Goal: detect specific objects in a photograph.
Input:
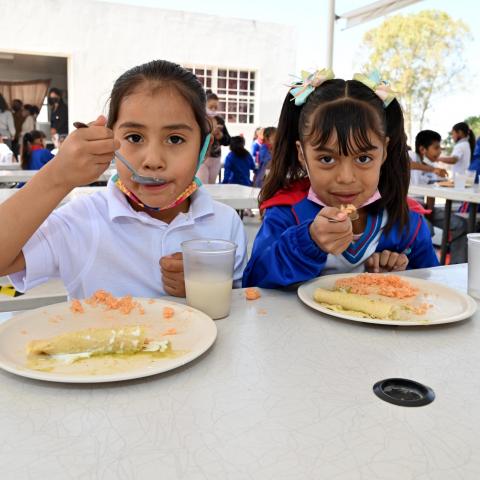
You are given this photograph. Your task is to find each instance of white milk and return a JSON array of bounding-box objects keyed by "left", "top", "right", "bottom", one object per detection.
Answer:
[{"left": 185, "top": 277, "right": 233, "bottom": 319}]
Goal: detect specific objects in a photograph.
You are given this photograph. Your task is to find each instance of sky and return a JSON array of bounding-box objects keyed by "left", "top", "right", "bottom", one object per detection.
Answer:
[{"left": 98, "top": 0, "right": 479, "bottom": 140}]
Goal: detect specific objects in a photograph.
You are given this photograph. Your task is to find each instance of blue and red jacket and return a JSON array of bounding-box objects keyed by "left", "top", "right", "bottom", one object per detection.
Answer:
[{"left": 242, "top": 179, "right": 439, "bottom": 288}]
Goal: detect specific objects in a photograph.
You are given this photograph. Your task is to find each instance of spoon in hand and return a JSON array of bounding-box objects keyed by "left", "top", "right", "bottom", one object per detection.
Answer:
[{"left": 73, "top": 121, "right": 167, "bottom": 185}]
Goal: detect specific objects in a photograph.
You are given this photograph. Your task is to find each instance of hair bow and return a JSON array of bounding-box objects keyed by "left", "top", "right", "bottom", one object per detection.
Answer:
[
  {"left": 353, "top": 70, "right": 397, "bottom": 107},
  {"left": 289, "top": 68, "right": 335, "bottom": 106}
]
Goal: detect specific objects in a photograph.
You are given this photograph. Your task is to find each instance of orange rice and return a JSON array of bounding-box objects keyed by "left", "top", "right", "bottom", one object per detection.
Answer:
[
  {"left": 245, "top": 288, "right": 261, "bottom": 301},
  {"left": 334, "top": 273, "right": 419, "bottom": 299}
]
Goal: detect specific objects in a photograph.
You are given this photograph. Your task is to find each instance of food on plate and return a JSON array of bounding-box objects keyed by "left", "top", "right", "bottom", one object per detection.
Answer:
[
  {"left": 84, "top": 290, "right": 145, "bottom": 315},
  {"left": 313, "top": 273, "right": 432, "bottom": 320},
  {"left": 314, "top": 288, "right": 399, "bottom": 319},
  {"left": 27, "top": 325, "right": 170, "bottom": 364}
]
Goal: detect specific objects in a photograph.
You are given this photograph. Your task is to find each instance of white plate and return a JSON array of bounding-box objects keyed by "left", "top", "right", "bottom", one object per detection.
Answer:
[
  {"left": 0, "top": 298, "right": 217, "bottom": 383},
  {"left": 298, "top": 273, "right": 477, "bottom": 326}
]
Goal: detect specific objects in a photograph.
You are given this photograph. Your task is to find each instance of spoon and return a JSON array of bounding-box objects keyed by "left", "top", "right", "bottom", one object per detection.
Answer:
[{"left": 73, "top": 122, "right": 167, "bottom": 185}]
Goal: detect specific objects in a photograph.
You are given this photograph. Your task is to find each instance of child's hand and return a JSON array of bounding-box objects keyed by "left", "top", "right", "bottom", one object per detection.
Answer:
[
  {"left": 160, "top": 252, "right": 186, "bottom": 297},
  {"left": 51, "top": 115, "right": 120, "bottom": 189},
  {"left": 433, "top": 167, "right": 448, "bottom": 178},
  {"left": 309, "top": 207, "right": 353, "bottom": 255},
  {"left": 365, "top": 250, "right": 409, "bottom": 273}
]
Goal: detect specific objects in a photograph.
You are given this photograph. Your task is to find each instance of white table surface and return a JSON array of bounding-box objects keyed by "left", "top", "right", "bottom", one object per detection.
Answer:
[
  {"left": 409, "top": 183, "right": 480, "bottom": 203},
  {"left": 0, "top": 168, "right": 115, "bottom": 184},
  {"left": 0, "top": 163, "right": 21, "bottom": 170},
  {"left": 0, "top": 183, "right": 260, "bottom": 210},
  {"left": 0, "top": 264, "right": 479, "bottom": 479}
]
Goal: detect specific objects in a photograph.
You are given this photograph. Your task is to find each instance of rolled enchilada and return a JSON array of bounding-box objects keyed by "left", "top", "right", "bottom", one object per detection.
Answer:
[
  {"left": 27, "top": 325, "right": 146, "bottom": 356},
  {"left": 313, "top": 288, "right": 399, "bottom": 319}
]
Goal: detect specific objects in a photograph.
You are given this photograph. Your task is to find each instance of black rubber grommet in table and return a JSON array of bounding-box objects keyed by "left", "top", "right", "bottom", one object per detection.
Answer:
[{"left": 373, "top": 378, "right": 435, "bottom": 407}]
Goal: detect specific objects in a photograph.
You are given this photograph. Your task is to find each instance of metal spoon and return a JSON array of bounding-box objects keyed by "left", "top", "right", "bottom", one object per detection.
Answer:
[{"left": 73, "top": 122, "right": 167, "bottom": 185}]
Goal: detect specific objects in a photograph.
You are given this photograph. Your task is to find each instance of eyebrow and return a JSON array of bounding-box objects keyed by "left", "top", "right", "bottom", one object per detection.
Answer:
[
  {"left": 117, "top": 121, "right": 194, "bottom": 132},
  {"left": 314, "top": 145, "right": 379, "bottom": 154}
]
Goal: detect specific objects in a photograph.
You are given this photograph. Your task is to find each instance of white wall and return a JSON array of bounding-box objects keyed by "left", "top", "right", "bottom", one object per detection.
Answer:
[{"left": 1, "top": 0, "right": 296, "bottom": 139}]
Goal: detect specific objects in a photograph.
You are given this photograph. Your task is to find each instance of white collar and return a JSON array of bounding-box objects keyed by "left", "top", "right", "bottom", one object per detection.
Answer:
[{"left": 105, "top": 179, "right": 215, "bottom": 225}]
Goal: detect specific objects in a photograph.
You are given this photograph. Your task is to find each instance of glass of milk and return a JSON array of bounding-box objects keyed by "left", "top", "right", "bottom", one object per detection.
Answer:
[
  {"left": 467, "top": 233, "right": 480, "bottom": 300},
  {"left": 182, "top": 239, "right": 237, "bottom": 319}
]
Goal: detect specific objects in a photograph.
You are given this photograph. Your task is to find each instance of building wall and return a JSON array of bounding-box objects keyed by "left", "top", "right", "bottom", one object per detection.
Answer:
[{"left": 1, "top": 0, "right": 296, "bottom": 139}]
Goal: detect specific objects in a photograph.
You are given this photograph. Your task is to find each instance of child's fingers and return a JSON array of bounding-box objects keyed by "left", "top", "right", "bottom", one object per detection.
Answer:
[
  {"left": 160, "top": 253, "right": 184, "bottom": 273},
  {"left": 393, "top": 253, "right": 409, "bottom": 271},
  {"left": 367, "top": 253, "right": 380, "bottom": 273},
  {"left": 88, "top": 115, "right": 108, "bottom": 127},
  {"left": 79, "top": 125, "right": 115, "bottom": 141},
  {"left": 318, "top": 207, "right": 347, "bottom": 221},
  {"left": 379, "top": 250, "right": 392, "bottom": 268},
  {"left": 386, "top": 252, "right": 400, "bottom": 270}
]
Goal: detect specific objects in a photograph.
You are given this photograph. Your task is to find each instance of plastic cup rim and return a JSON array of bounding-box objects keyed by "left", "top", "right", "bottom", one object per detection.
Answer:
[{"left": 181, "top": 239, "right": 237, "bottom": 254}]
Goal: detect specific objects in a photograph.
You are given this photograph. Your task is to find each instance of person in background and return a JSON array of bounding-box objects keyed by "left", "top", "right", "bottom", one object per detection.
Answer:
[
  {"left": 51, "top": 133, "right": 67, "bottom": 156},
  {"left": 21, "top": 130, "right": 54, "bottom": 170},
  {"left": 48, "top": 87, "right": 69, "bottom": 136},
  {"left": 436, "top": 122, "right": 475, "bottom": 174},
  {"left": 253, "top": 126, "right": 276, "bottom": 187},
  {"left": 11, "top": 99, "right": 24, "bottom": 159},
  {"left": 251, "top": 127, "right": 263, "bottom": 166},
  {"left": 19, "top": 105, "right": 39, "bottom": 153},
  {"left": 411, "top": 130, "right": 467, "bottom": 264},
  {"left": 0, "top": 134, "right": 14, "bottom": 164},
  {"left": 198, "top": 113, "right": 231, "bottom": 184},
  {"left": 223, "top": 135, "right": 256, "bottom": 186},
  {"left": 409, "top": 130, "right": 448, "bottom": 185},
  {"left": 0, "top": 94, "right": 15, "bottom": 148}
]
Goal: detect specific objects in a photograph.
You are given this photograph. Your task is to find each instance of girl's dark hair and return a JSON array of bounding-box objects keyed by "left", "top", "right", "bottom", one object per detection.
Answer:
[
  {"left": 206, "top": 90, "right": 219, "bottom": 101},
  {"left": 21, "top": 130, "right": 45, "bottom": 169},
  {"left": 23, "top": 104, "right": 39, "bottom": 116},
  {"left": 260, "top": 79, "right": 410, "bottom": 233},
  {"left": 453, "top": 122, "right": 476, "bottom": 157},
  {"left": 230, "top": 135, "right": 249, "bottom": 157},
  {"left": 0, "top": 94, "right": 8, "bottom": 113},
  {"left": 107, "top": 60, "right": 210, "bottom": 144},
  {"left": 263, "top": 126, "right": 277, "bottom": 141}
]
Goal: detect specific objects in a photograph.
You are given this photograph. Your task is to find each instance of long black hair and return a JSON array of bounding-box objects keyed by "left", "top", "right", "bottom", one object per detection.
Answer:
[
  {"left": 107, "top": 60, "right": 210, "bottom": 146},
  {"left": 453, "top": 122, "right": 476, "bottom": 158},
  {"left": 21, "top": 130, "right": 45, "bottom": 169},
  {"left": 229, "top": 135, "right": 250, "bottom": 158},
  {"left": 261, "top": 79, "right": 410, "bottom": 233},
  {"left": 0, "top": 94, "right": 8, "bottom": 113}
]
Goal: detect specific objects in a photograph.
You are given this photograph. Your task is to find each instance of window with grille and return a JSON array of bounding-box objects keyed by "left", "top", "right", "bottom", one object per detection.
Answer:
[{"left": 184, "top": 65, "right": 256, "bottom": 124}]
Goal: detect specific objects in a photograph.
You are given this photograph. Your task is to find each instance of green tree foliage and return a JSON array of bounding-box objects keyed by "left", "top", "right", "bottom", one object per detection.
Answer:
[
  {"left": 359, "top": 10, "right": 470, "bottom": 140},
  {"left": 464, "top": 115, "right": 480, "bottom": 138}
]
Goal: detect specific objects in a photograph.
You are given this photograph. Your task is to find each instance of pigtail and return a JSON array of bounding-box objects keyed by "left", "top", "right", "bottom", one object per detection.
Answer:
[
  {"left": 259, "top": 91, "right": 305, "bottom": 206},
  {"left": 380, "top": 98, "right": 410, "bottom": 233},
  {"left": 21, "top": 132, "right": 33, "bottom": 169},
  {"left": 468, "top": 129, "right": 476, "bottom": 161}
]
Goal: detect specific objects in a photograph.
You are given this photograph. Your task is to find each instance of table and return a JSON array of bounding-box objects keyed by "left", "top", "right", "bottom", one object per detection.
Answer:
[
  {"left": 0, "top": 184, "right": 260, "bottom": 211},
  {"left": 409, "top": 184, "right": 480, "bottom": 263},
  {"left": 0, "top": 168, "right": 115, "bottom": 184},
  {"left": 0, "top": 163, "right": 21, "bottom": 170},
  {"left": 1, "top": 264, "right": 479, "bottom": 479}
]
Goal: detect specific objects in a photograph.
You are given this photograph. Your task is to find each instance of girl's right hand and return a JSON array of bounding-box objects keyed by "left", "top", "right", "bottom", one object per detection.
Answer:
[
  {"left": 309, "top": 207, "right": 353, "bottom": 255},
  {"left": 50, "top": 115, "right": 120, "bottom": 189}
]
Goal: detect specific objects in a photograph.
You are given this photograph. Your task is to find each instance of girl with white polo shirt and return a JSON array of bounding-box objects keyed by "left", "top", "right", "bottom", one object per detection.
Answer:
[
  {"left": 439, "top": 122, "right": 476, "bottom": 173},
  {"left": 0, "top": 60, "right": 247, "bottom": 299}
]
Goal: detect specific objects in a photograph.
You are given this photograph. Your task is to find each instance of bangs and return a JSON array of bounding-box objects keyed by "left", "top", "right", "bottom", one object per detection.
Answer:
[{"left": 303, "top": 99, "right": 385, "bottom": 156}]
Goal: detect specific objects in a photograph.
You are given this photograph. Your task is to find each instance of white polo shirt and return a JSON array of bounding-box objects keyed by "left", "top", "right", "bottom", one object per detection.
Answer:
[
  {"left": 9, "top": 181, "right": 248, "bottom": 299},
  {"left": 452, "top": 138, "right": 471, "bottom": 175}
]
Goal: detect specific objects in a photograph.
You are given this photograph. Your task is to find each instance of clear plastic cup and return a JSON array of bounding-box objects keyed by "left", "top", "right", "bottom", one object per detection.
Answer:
[
  {"left": 182, "top": 239, "right": 237, "bottom": 319},
  {"left": 467, "top": 233, "right": 480, "bottom": 300},
  {"left": 454, "top": 171, "right": 468, "bottom": 189},
  {"left": 466, "top": 170, "right": 476, "bottom": 187}
]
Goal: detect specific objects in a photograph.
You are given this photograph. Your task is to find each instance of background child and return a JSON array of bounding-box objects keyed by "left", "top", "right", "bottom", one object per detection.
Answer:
[
  {"left": 251, "top": 127, "right": 263, "bottom": 165},
  {"left": 437, "top": 122, "right": 475, "bottom": 173},
  {"left": 21, "top": 130, "right": 54, "bottom": 170},
  {"left": 0, "top": 134, "right": 14, "bottom": 164},
  {"left": 222, "top": 135, "right": 256, "bottom": 186},
  {"left": 409, "top": 130, "right": 448, "bottom": 185},
  {"left": 243, "top": 72, "right": 438, "bottom": 288},
  {"left": 253, "top": 126, "right": 276, "bottom": 187},
  {"left": 0, "top": 60, "right": 247, "bottom": 299}
]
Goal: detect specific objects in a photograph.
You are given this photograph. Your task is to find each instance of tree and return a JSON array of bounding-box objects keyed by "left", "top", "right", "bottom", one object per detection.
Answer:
[
  {"left": 464, "top": 115, "right": 480, "bottom": 138},
  {"left": 358, "top": 10, "right": 471, "bottom": 141}
]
